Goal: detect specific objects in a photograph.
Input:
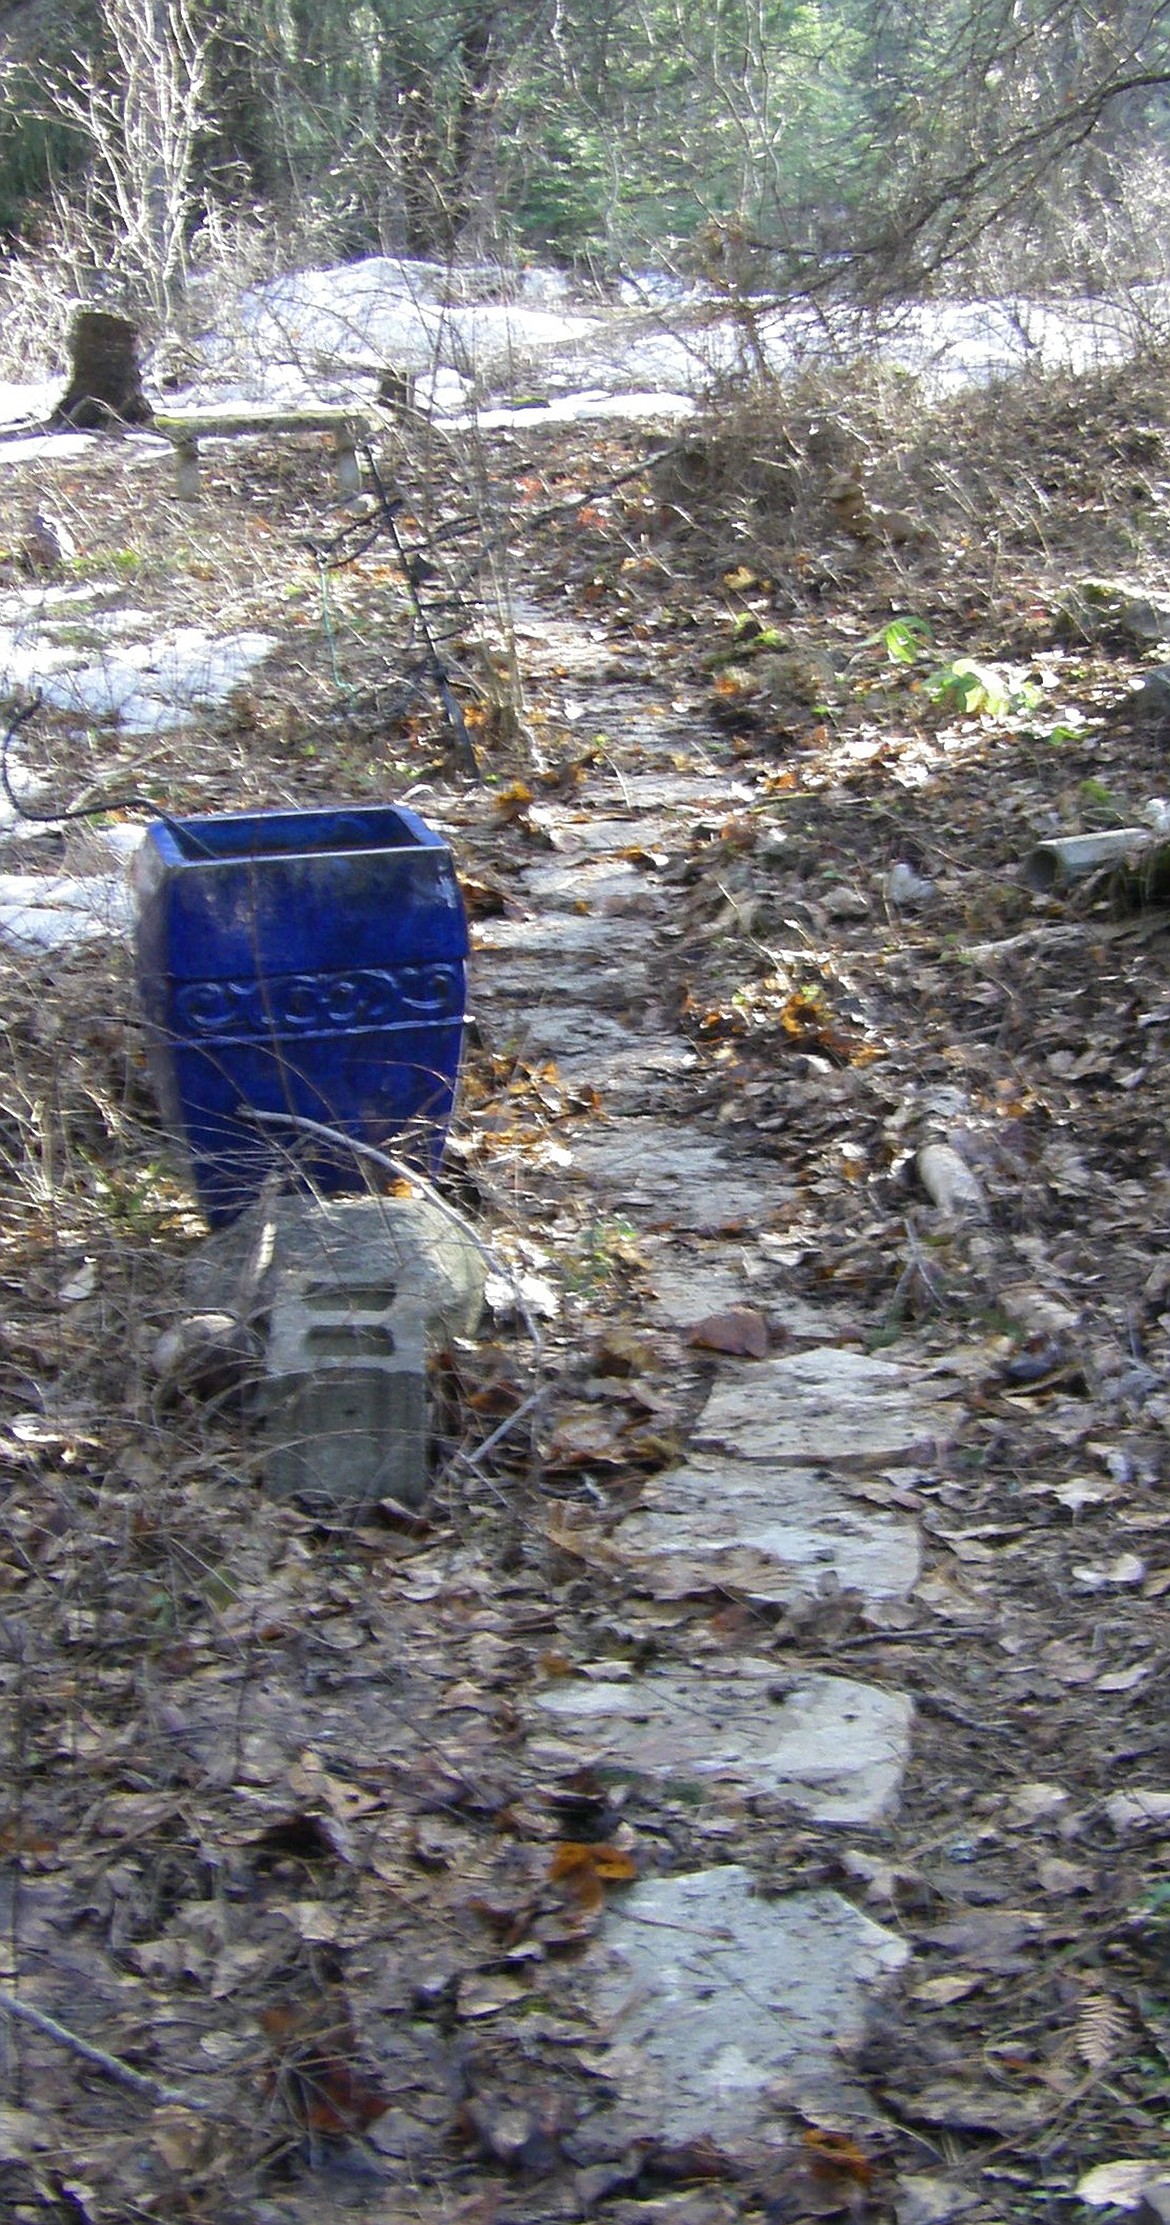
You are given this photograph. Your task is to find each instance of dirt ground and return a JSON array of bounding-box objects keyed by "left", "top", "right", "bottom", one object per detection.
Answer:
[{"left": 0, "top": 359, "right": 1169, "bottom": 2223}]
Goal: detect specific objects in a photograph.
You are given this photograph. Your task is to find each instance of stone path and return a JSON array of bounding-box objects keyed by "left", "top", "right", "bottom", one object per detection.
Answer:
[{"left": 447, "top": 609, "right": 962, "bottom": 2148}]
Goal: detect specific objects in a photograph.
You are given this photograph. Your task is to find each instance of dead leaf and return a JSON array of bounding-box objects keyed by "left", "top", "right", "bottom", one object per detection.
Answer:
[
  {"left": 1036, "top": 1856, "right": 1092, "bottom": 1895},
  {"left": 687, "top": 1306, "right": 770, "bottom": 1358},
  {"left": 456, "top": 1973, "right": 532, "bottom": 2019},
  {"left": 460, "top": 2093, "right": 564, "bottom": 2175},
  {"left": 1106, "top": 1790, "right": 1170, "bottom": 1830},
  {"left": 1098, "top": 1662, "right": 1152, "bottom": 1692},
  {"left": 923, "top": 1908, "right": 1045, "bottom": 1970},
  {"left": 0, "top": 2104, "right": 52, "bottom": 2160},
  {"left": 1076, "top": 1993, "right": 1130, "bottom": 2070},
  {"left": 149, "top": 2106, "right": 219, "bottom": 2173},
  {"left": 548, "top": 1839, "right": 637, "bottom": 1909},
  {"left": 592, "top": 1327, "right": 660, "bottom": 1376},
  {"left": 1073, "top": 1552, "right": 1146, "bottom": 1589},
  {"left": 639, "top": 2134, "right": 740, "bottom": 2185},
  {"left": 893, "top": 2081, "right": 1046, "bottom": 2133},
  {"left": 491, "top": 780, "right": 534, "bottom": 824},
  {"left": 908, "top": 1972, "right": 985, "bottom": 2006},
  {"left": 260, "top": 2000, "right": 391, "bottom": 2136},
  {"left": 763, "top": 2128, "right": 876, "bottom": 2220},
  {"left": 1077, "top": 2162, "right": 1167, "bottom": 2209},
  {"left": 895, "top": 2173, "right": 981, "bottom": 2225},
  {"left": 1006, "top": 1781, "right": 1069, "bottom": 1826}
]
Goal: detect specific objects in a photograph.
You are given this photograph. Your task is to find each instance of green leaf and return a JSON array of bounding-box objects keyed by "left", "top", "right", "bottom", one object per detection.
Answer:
[
  {"left": 926, "top": 657, "right": 1011, "bottom": 717},
  {"left": 863, "top": 615, "right": 933, "bottom": 665}
]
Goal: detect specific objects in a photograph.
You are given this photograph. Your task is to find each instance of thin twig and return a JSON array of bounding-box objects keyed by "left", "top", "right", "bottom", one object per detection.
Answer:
[
  {"left": 0, "top": 1988, "right": 218, "bottom": 2113},
  {"left": 454, "top": 1386, "right": 547, "bottom": 1475},
  {"left": 362, "top": 444, "right": 482, "bottom": 780}
]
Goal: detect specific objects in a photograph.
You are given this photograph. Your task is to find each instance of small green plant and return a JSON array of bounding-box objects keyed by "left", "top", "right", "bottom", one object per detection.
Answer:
[
  {"left": 732, "top": 613, "right": 787, "bottom": 649},
  {"left": 1079, "top": 776, "right": 1126, "bottom": 824},
  {"left": 925, "top": 657, "right": 1043, "bottom": 720},
  {"left": 926, "top": 657, "right": 1010, "bottom": 716},
  {"left": 563, "top": 1214, "right": 641, "bottom": 1295},
  {"left": 867, "top": 614, "right": 933, "bottom": 665}
]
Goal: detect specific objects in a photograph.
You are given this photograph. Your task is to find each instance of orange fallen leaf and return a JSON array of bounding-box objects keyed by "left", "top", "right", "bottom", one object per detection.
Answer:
[
  {"left": 802, "top": 2128, "right": 874, "bottom": 2186},
  {"left": 491, "top": 780, "right": 534, "bottom": 823},
  {"left": 549, "top": 1840, "right": 637, "bottom": 1883},
  {"left": 548, "top": 1840, "right": 637, "bottom": 1908}
]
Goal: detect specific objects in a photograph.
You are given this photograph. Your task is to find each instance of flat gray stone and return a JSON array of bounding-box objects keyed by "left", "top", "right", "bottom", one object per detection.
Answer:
[
  {"left": 473, "top": 911, "right": 653, "bottom": 963},
  {"left": 596, "top": 771, "right": 758, "bottom": 810},
  {"left": 526, "top": 809, "right": 669, "bottom": 855},
  {"left": 519, "top": 858, "right": 654, "bottom": 906},
  {"left": 617, "top": 1457, "right": 921, "bottom": 1605},
  {"left": 589, "top": 1866, "right": 907, "bottom": 2146},
  {"left": 531, "top": 1659, "right": 912, "bottom": 1824},
  {"left": 697, "top": 1346, "right": 960, "bottom": 1465},
  {"left": 514, "top": 1013, "right": 697, "bottom": 1098},
  {"left": 568, "top": 1120, "right": 791, "bottom": 1230},
  {"left": 640, "top": 1240, "right": 831, "bottom": 1338},
  {"left": 472, "top": 918, "right": 652, "bottom": 1012}
]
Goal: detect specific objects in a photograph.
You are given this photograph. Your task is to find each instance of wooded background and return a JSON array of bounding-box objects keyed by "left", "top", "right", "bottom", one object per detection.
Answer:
[{"left": 1, "top": 0, "right": 1169, "bottom": 330}]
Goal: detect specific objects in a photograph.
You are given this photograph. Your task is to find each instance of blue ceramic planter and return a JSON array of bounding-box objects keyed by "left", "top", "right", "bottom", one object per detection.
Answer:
[{"left": 133, "top": 804, "right": 468, "bottom": 1225}]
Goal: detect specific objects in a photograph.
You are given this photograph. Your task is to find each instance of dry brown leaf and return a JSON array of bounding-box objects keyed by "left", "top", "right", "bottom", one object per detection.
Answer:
[
  {"left": 687, "top": 1306, "right": 770, "bottom": 1358},
  {"left": 894, "top": 2081, "right": 1047, "bottom": 2134},
  {"left": 260, "top": 2001, "right": 391, "bottom": 2135},
  {"left": 909, "top": 1973, "right": 985, "bottom": 2006},
  {"left": 1076, "top": 1993, "right": 1130, "bottom": 2071},
  {"left": 592, "top": 1327, "right": 660, "bottom": 1376},
  {"left": 491, "top": 780, "right": 534, "bottom": 823},
  {"left": 1036, "top": 1856, "right": 1092, "bottom": 1896},
  {"left": 548, "top": 1839, "right": 637, "bottom": 1911},
  {"left": 548, "top": 1839, "right": 637, "bottom": 1884},
  {"left": 541, "top": 1506, "right": 626, "bottom": 1567},
  {"left": 1077, "top": 2162, "right": 1164, "bottom": 2208}
]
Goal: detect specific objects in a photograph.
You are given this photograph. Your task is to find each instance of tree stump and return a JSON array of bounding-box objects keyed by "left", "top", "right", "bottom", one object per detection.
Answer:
[{"left": 51, "top": 311, "right": 154, "bottom": 431}]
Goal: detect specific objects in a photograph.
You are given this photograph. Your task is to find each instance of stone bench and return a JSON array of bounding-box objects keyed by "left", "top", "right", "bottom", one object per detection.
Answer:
[{"left": 152, "top": 406, "right": 372, "bottom": 499}]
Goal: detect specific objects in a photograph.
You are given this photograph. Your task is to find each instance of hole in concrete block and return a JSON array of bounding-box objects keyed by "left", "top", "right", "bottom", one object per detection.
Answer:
[
  {"left": 305, "top": 1323, "right": 397, "bottom": 1358},
  {"left": 303, "top": 1278, "right": 399, "bottom": 1306}
]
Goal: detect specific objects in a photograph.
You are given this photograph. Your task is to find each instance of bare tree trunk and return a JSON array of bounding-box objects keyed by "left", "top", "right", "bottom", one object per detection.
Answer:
[{"left": 51, "top": 311, "right": 153, "bottom": 430}]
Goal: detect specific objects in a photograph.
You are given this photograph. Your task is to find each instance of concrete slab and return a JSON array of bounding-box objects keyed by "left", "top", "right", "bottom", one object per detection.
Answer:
[
  {"left": 519, "top": 857, "right": 655, "bottom": 906},
  {"left": 531, "top": 1659, "right": 912, "bottom": 1824},
  {"left": 590, "top": 1865, "right": 908, "bottom": 2146},
  {"left": 618, "top": 1457, "right": 921, "bottom": 1604},
  {"left": 567, "top": 1120, "right": 792, "bottom": 1230},
  {"left": 511, "top": 1013, "right": 698, "bottom": 1099},
  {"left": 697, "top": 1347, "right": 960, "bottom": 1465},
  {"left": 639, "top": 1241, "right": 831, "bottom": 1339}
]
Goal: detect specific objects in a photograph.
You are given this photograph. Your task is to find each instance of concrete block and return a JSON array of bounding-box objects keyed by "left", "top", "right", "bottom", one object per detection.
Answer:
[
  {"left": 185, "top": 1191, "right": 485, "bottom": 1340},
  {"left": 261, "top": 1278, "right": 428, "bottom": 1508}
]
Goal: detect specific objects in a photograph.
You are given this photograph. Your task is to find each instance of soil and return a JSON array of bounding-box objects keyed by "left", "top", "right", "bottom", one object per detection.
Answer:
[{"left": 0, "top": 360, "right": 1169, "bottom": 2223}]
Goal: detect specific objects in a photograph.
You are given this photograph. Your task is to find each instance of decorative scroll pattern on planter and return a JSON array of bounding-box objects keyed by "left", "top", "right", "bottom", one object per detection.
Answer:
[{"left": 171, "top": 964, "right": 463, "bottom": 1038}]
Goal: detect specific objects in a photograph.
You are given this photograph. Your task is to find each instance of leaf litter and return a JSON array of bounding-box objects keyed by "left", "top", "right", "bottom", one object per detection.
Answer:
[{"left": 0, "top": 355, "right": 1169, "bottom": 2221}]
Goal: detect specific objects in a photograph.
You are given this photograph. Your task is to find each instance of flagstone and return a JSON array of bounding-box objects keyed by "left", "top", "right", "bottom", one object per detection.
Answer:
[
  {"left": 589, "top": 1865, "right": 908, "bottom": 2146},
  {"left": 697, "top": 1346, "right": 960, "bottom": 1465},
  {"left": 618, "top": 1457, "right": 920, "bottom": 1604},
  {"left": 531, "top": 1658, "right": 912, "bottom": 1824}
]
